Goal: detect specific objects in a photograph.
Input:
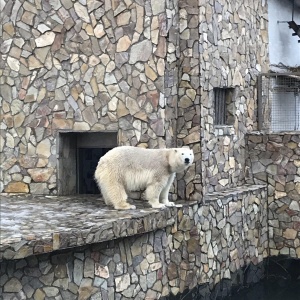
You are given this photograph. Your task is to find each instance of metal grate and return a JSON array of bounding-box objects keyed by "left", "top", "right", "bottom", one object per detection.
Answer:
[
  {"left": 214, "top": 88, "right": 227, "bottom": 125},
  {"left": 214, "top": 88, "right": 235, "bottom": 126},
  {"left": 258, "top": 73, "right": 300, "bottom": 132}
]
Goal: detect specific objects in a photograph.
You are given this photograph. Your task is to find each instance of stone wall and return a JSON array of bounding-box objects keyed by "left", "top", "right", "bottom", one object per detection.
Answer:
[
  {"left": 176, "top": 0, "right": 202, "bottom": 201},
  {"left": 0, "top": 0, "right": 270, "bottom": 199},
  {"left": 247, "top": 132, "right": 300, "bottom": 258},
  {"left": 199, "top": 0, "right": 269, "bottom": 193},
  {"left": 0, "top": 0, "right": 181, "bottom": 195},
  {"left": 0, "top": 185, "right": 267, "bottom": 299}
]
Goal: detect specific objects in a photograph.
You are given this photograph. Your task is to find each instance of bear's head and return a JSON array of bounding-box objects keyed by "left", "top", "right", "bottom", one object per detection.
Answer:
[{"left": 169, "top": 147, "right": 194, "bottom": 173}]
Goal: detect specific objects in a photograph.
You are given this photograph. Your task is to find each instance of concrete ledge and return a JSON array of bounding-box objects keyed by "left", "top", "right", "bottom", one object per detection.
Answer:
[
  {"left": 0, "top": 184, "right": 266, "bottom": 261},
  {"left": 0, "top": 195, "right": 179, "bottom": 260},
  {"left": 204, "top": 184, "right": 267, "bottom": 203}
]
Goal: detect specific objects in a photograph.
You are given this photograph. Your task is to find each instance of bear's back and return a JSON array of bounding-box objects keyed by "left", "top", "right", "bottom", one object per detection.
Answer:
[{"left": 101, "top": 146, "right": 169, "bottom": 170}]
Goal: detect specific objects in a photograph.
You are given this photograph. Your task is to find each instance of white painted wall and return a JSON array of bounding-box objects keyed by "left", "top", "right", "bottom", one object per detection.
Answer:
[{"left": 268, "top": 0, "right": 300, "bottom": 68}]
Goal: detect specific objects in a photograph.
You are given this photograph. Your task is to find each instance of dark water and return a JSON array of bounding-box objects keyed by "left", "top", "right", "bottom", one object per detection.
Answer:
[
  {"left": 164, "top": 279, "right": 300, "bottom": 300},
  {"left": 163, "top": 258, "right": 300, "bottom": 300},
  {"left": 225, "top": 278, "right": 300, "bottom": 300}
]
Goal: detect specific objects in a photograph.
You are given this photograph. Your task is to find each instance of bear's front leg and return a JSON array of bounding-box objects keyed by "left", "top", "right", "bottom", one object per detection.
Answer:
[
  {"left": 145, "top": 184, "right": 166, "bottom": 209},
  {"left": 159, "top": 173, "right": 175, "bottom": 207}
]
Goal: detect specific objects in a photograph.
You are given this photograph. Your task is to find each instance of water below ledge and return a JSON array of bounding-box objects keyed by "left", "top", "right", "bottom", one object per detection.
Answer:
[
  {"left": 225, "top": 278, "right": 300, "bottom": 300},
  {"left": 163, "top": 257, "right": 300, "bottom": 300}
]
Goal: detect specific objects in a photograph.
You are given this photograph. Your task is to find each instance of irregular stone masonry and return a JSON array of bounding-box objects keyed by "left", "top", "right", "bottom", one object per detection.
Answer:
[
  {"left": 0, "top": 0, "right": 269, "bottom": 201},
  {"left": 246, "top": 132, "right": 300, "bottom": 258},
  {"left": 0, "top": 184, "right": 267, "bottom": 299},
  {"left": 0, "top": 0, "right": 181, "bottom": 195},
  {"left": 199, "top": 0, "right": 269, "bottom": 194}
]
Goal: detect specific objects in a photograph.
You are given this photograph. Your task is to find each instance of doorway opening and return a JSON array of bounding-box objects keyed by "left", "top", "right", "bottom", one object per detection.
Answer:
[{"left": 57, "top": 131, "right": 117, "bottom": 195}]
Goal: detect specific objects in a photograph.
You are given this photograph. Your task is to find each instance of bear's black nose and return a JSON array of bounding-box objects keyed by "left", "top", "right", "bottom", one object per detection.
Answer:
[{"left": 185, "top": 158, "right": 190, "bottom": 164}]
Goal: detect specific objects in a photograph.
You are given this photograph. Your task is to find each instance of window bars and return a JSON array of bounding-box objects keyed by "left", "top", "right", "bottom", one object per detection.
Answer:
[
  {"left": 214, "top": 88, "right": 235, "bottom": 126},
  {"left": 214, "top": 88, "right": 227, "bottom": 125},
  {"left": 258, "top": 73, "right": 300, "bottom": 132}
]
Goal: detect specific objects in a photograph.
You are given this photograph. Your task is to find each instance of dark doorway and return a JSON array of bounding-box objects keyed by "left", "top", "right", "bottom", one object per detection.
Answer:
[
  {"left": 78, "top": 148, "right": 111, "bottom": 194},
  {"left": 58, "top": 132, "right": 117, "bottom": 195}
]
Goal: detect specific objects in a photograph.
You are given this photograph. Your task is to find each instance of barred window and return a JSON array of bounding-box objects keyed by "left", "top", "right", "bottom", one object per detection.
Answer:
[{"left": 214, "top": 88, "right": 235, "bottom": 126}]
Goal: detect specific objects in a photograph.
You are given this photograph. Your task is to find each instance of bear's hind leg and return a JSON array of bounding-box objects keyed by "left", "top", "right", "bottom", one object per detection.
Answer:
[
  {"left": 145, "top": 183, "right": 166, "bottom": 209},
  {"left": 101, "top": 182, "right": 136, "bottom": 210}
]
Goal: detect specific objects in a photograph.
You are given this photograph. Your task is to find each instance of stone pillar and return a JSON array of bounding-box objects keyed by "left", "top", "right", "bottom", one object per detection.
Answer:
[{"left": 176, "top": 0, "right": 202, "bottom": 201}]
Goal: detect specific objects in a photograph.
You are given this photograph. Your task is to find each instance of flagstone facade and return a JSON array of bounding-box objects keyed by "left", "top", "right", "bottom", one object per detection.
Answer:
[{"left": 1, "top": 0, "right": 269, "bottom": 200}]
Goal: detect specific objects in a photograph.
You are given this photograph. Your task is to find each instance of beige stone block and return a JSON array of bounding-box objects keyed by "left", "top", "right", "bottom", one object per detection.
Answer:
[
  {"left": 4, "top": 182, "right": 29, "bottom": 193},
  {"left": 294, "top": 160, "right": 300, "bottom": 167},
  {"left": 116, "top": 101, "right": 129, "bottom": 118},
  {"left": 3, "top": 114, "right": 13, "bottom": 128},
  {"left": 135, "top": 4, "right": 144, "bottom": 34},
  {"left": 183, "top": 131, "right": 200, "bottom": 144},
  {"left": 6, "top": 132, "right": 14, "bottom": 148},
  {"left": 74, "top": 2, "right": 90, "bottom": 22},
  {"left": 88, "top": 55, "right": 100, "bottom": 66},
  {"left": 37, "top": 88, "right": 46, "bottom": 103},
  {"left": 178, "top": 95, "right": 193, "bottom": 108},
  {"left": 154, "top": 36, "right": 166, "bottom": 58},
  {"left": 90, "top": 77, "right": 99, "bottom": 95},
  {"left": 34, "top": 289, "right": 45, "bottom": 300},
  {"left": 117, "top": 11, "right": 130, "bottom": 26},
  {"left": 14, "top": 112, "right": 25, "bottom": 127},
  {"left": 116, "top": 35, "right": 131, "bottom": 52},
  {"left": 3, "top": 22, "right": 15, "bottom": 36},
  {"left": 52, "top": 118, "right": 73, "bottom": 130},
  {"left": 74, "top": 122, "right": 90, "bottom": 130},
  {"left": 275, "top": 190, "right": 287, "bottom": 199},
  {"left": 35, "top": 32, "right": 55, "bottom": 47},
  {"left": 37, "top": 158, "right": 48, "bottom": 168},
  {"left": 107, "top": 84, "right": 120, "bottom": 97},
  {"left": 85, "top": 24, "right": 94, "bottom": 35},
  {"left": 94, "top": 24, "right": 105, "bottom": 38},
  {"left": 145, "top": 64, "right": 157, "bottom": 81},
  {"left": 80, "top": 63, "right": 89, "bottom": 74},
  {"left": 151, "top": 29, "right": 159, "bottom": 44},
  {"left": 229, "top": 157, "right": 235, "bottom": 168},
  {"left": 186, "top": 89, "right": 196, "bottom": 101},
  {"left": 287, "top": 142, "right": 297, "bottom": 149},
  {"left": 134, "top": 111, "right": 147, "bottom": 121},
  {"left": 157, "top": 58, "right": 165, "bottom": 76},
  {"left": 22, "top": 11, "right": 35, "bottom": 26},
  {"left": 270, "top": 248, "right": 279, "bottom": 256},
  {"left": 125, "top": 96, "right": 140, "bottom": 115},
  {"left": 28, "top": 55, "right": 43, "bottom": 70},
  {"left": 28, "top": 168, "right": 54, "bottom": 182},
  {"left": 219, "top": 179, "right": 229, "bottom": 187},
  {"left": 36, "top": 139, "right": 51, "bottom": 157},
  {"left": 283, "top": 228, "right": 297, "bottom": 240},
  {"left": 7, "top": 56, "right": 20, "bottom": 72}
]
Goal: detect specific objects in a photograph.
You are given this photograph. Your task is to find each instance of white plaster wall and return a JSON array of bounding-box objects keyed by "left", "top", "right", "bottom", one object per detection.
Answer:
[{"left": 268, "top": 0, "right": 300, "bottom": 68}]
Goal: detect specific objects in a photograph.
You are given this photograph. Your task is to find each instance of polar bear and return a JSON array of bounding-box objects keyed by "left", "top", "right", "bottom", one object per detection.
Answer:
[{"left": 94, "top": 146, "right": 194, "bottom": 210}]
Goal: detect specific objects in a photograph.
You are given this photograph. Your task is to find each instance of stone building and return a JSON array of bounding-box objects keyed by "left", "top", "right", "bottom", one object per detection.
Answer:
[
  {"left": 1, "top": 1, "right": 300, "bottom": 299},
  {"left": 0, "top": 0, "right": 270, "bottom": 199}
]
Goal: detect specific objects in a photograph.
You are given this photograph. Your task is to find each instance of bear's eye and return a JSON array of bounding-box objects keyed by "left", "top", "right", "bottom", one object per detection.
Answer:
[{"left": 182, "top": 153, "right": 184, "bottom": 155}]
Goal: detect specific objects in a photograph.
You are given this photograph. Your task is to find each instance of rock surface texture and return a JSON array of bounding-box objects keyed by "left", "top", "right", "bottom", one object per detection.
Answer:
[
  {"left": 247, "top": 133, "right": 300, "bottom": 258},
  {"left": 0, "top": 0, "right": 269, "bottom": 199},
  {"left": 0, "top": 185, "right": 267, "bottom": 299}
]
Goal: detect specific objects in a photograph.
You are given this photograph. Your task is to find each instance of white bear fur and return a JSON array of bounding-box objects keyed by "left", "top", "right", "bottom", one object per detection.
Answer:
[{"left": 94, "top": 146, "right": 194, "bottom": 210}]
